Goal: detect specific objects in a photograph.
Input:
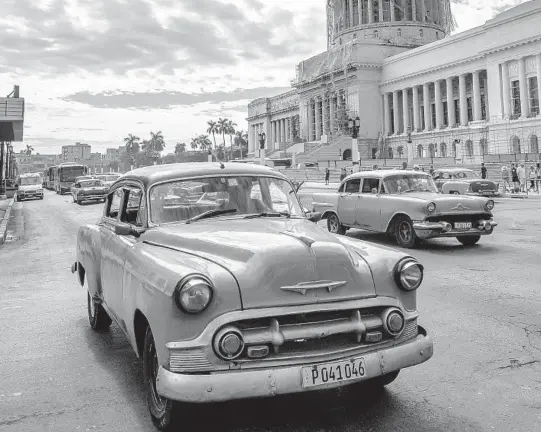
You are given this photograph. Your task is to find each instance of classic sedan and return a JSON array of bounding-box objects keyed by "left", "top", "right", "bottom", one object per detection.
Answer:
[
  {"left": 432, "top": 167, "right": 500, "bottom": 196},
  {"left": 308, "top": 170, "right": 497, "bottom": 248},
  {"left": 71, "top": 162, "right": 433, "bottom": 431},
  {"left": 71, "top": 178, "right": 108, "bottom": 204}
]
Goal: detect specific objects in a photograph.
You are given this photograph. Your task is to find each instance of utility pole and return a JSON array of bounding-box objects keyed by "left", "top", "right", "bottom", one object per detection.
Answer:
[{"left": 0, "top": 141, "right": 5, "bottom": 198}]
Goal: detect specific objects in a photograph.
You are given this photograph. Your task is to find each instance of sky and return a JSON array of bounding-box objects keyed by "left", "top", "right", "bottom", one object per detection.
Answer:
[{"left": 0, "top": 0, "right": 530, "bottom": 155}]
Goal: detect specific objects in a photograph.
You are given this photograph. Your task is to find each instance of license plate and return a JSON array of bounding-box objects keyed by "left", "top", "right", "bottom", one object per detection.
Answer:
[
  {"left": 301, "top": 357, "right": 366, "bottom": 388},
  {"left": 454, "top": 222, "right": 472, "bottom": 230}
]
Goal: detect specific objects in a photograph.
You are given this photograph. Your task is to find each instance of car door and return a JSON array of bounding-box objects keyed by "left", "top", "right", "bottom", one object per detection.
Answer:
[
  {"left": 355, "top": 177, "right": 382, "bottom": 231},
  {"left": 337, "top": 177, "right": 360, "bottom": 226}
]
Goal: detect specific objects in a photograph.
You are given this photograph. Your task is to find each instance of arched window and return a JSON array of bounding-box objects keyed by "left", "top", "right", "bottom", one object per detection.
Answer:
[
  {"left": 397, "top": 28, "right": 402, "bottom": 37},
  {"left": 397, "top": 145, "right": 404, "bottom": 157},
  {"left": 342, "top": 148, "right": 352, "bottom": 160},
  {"left": 428, "top": 143, "right": 436, "bottom": 157},
  {"left": 511, "top": 135, "right": 521, "bottom": 154},
  {"left": 440, "top": 142, "right": 447, "bottom": 158},
  {"left": 480, "top": 138, "right": 488, "bottom": 155},
  {"left": 530, "top": 135, "right": 539, "bottom": 154},
  {"left": 465, "top": 140, "right": 474, "bottom": 157},
  {"left": 417, "top": 144, "right": 424, "bottom": 158}
]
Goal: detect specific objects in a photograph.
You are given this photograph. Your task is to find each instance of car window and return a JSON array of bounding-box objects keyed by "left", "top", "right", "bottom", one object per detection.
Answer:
[
  {"left": 361, "top": 178, "right": 380, "bottom": 194},
  {"left": 106, "top": 189, "right": 123, "bottom": 219},
  {"left": 344, "top": 179, "right": 360, "bottom": 193},
  {"left": 120, "top": 187, "right": 144, "bottom": 226}
]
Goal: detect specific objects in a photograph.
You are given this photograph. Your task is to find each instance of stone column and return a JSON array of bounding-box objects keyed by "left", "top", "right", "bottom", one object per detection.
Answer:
[
  {"left": 537, "top": 54, "right": 541, "bottom": 112},
  {"left": 384, "top": 92, "right": 391, "bottom": 135},
  {"left": 412, "top": 0, "right": 417, "bottom": 21},
  {"left": 322, "top": 95, "right": 328, "bottom": 136},
  {"left": 434, "top": 80, "right": 443, "bottom": 129},
  {"left": 423, "top": 83, "right": 431, "bottom": 130},
  {"left": 358, "top": 0, "right": 363, "bottom": 25},
  {"left": 368, "top": 0, "right": 374, "bottom": 23},
  {"left": 421, "top": 0, "right": 426, "bottom": 22},
  {"left": 315, "top": 98, "right": 321, "bottom": 140},
  {"left": 348, "top": 0, "right": 354, "bottom": 27},
  {"left": 501, "top": 62, "right": 511, "bottom": 118},
  {"left": 392, "top": 91, "right": 400, "bottom": 134},
  {"left": 329, "top": 94, "right": 335, "bottom": 136},
  {"left": 308, "top": 100, "right": 314, "bottom": 141},
  {"left": 473, "top": 70, "right": 482, "bottom": 121},
  {"left": 282, "top": 118, "right": 287, "bottom": 142},
  {"left": 412, "top": 85, "right": 420, "bottom": 130},
  {"left": 402, "top": 88, "right": 410, "bottom": 133},
  {"left": 446, "top": 77, "right": 455, "bottom": 126},
  {"left": 390, "top": 0, "right": 396, "bottom": 21},
  {"left": 518, "top": 57, "right": 529, "bottom": 118},
  {"left": 379, "top": 0, "right": 383, "bottom": 22},
  {"left": 459, "top": 73, "right": 468, "bottom": 126}
]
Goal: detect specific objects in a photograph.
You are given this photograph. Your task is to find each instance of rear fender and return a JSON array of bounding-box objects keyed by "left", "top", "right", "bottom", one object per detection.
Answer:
[{"left": 76, "top": 224, "right": 103, "bottom": 297}]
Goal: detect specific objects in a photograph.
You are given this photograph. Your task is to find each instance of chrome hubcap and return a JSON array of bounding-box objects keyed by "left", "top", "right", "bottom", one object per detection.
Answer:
[
  {"left": 399, "top": 222, "right": 412, "bottom": 243},
  {"left": 149, "top": 341, "right": 166, "bottom": 411}
]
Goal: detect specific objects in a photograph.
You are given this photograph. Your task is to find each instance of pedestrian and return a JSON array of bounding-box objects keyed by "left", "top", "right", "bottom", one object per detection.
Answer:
[
  {"left": 517, "top": 163, "right": 526, "bottom": 192},
  {"left": 510, "top": 163, "right": 519, "bottom": 192},
  {"left": 528, "top": 165, "right": 536, "bottom": 191},
  {"left": 373, "top": 164, "right": 379, "bottom": 171},
  {"left": 325, "top": 168, "right": 330, "bottom": 185},
  {"left": 501, "top": 165, "right": 510, "bottom": 193},
  {"left": 340, "top": 168, "right": 346, "bottom": 182},
  {"left": 536, "top": 163, "right": 541, "bottom": 193},
  {"left": 481, "top": 163, "right": 487, "bottom": 179},
  {"left": 402, "top": 162, "right": 408, "bottom": 170}
]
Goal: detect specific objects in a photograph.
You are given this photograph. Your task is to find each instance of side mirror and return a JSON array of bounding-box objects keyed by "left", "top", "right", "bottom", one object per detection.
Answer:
[
  {"left": 114, "top": 223, "right": 145, "bottom": 238},
  {"left": 306, "top": 211, "right": 322, "bottom": 223}
]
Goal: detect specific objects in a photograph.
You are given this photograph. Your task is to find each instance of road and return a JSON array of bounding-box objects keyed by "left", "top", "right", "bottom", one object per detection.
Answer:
[{"left": 1, "top": 190, "right": 540, "bottom": 432}]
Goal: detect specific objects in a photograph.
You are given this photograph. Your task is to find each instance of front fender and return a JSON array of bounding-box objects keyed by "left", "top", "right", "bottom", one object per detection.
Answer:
[
  {"left": 76, "top": 224, "right": 103, "bottom": 297},
  {"left": 124, "top": 242, "right": 242, "bottom": 367}
]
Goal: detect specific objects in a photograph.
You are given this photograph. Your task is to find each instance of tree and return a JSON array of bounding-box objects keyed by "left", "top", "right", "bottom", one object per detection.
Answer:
[
  {"left": 149, "top": 131, "right": 165, "bottom": 153},
  {"left": 174, "top": 142, "right": 186, "bottom": 154},
  {"left": 123, "top": 134, "right": 140, "bottom": 169},
  {"left": 206, "top": 120, "right": 218, "bottom": 150},
  {"left": 217, "top": 118, "right": 229, "bottom": 154},
  {"left": 190, "top": 137, "right": 199, "bottom": 150},
  {"left": 235, "top": 130, "right": 248, "bottom": 158},
  {"left": 197, "top": 134, "right": 212, "bottom": 151},
  {"left": 25, "top": 144, "right": 34, "bottom": 155},
  {"left": 226, "top": 119, "right": 237, "bottom": 160}
]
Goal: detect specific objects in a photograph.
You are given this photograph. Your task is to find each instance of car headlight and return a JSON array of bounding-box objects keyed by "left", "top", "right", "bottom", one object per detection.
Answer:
[
  {"left": 485, "top": 199, "right": 494, "bottom": 211},
  {"left": 173, "top": 275, "right": 213, "bottom": 314},
  {"left": 426, "top": 202, "right": 436, "bottom": 213},
  {"left": 394, "top": 258, "right": 424, "bottom": 291}
]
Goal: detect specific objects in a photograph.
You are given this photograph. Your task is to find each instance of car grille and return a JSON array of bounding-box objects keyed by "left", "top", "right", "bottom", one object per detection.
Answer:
[
  {"left": 425, "top": 213, "right": 491, "bottom": 224},
  {"left": 169, "top": 349, "right": 214, "bottom": 373}
]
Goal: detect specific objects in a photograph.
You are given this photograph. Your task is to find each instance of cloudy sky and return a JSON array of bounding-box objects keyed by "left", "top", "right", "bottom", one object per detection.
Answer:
[{"left": 0, "top": 0, "right": 529, "bottom": 155}]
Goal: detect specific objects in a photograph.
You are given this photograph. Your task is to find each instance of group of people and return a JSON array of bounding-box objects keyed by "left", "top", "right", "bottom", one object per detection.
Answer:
[{"left": 500, "top": 162, "right": 541, "bottom": 193}]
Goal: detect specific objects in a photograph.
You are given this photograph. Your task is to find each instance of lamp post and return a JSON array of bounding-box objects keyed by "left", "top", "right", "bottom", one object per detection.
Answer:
[
  {"left": 258, "top": 132, "right": 266, "bottom": 166},
  {"left": 348, "top": 117, "right": 361, "bottom": 171}
]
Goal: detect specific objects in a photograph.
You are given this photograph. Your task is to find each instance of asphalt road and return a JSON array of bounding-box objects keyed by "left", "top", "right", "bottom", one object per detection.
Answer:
[{"left": 0, "top": 190, "right": 540, "bottom": 432}]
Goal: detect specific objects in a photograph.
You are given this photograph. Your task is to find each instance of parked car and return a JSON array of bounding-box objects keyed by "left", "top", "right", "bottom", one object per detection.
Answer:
[
  {"left": 71, "top": 162, "right": 433, "bottom": 431},
  {"left": 95, "top": 173, "right": 122, "bottom": 189},
  {"left": 70, "top": 178, "right": 108, "bottom": 204},
  {"left": 15, "top": 173, "right": 44, "bottom": 201},
  {"left": 307, "top": 170, "right": 497, "bottom": 248},
  {"left": 432, "top": 167, "right": 500, "bottom": 196}
]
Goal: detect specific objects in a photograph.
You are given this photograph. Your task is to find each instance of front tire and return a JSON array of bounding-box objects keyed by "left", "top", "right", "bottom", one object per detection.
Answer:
[
  {"left": 87, "top": 292, "right": 112, "bottom": 331},
  {"left": 394, "top": 216, "right": 419, "bottom": 248},
  {"left": 457, "top": 235, "right": 481, "bottom": 246},
  {"left": 327, "top": 213, "right": 346, "bottom": 235},
  {"left": 143, "top": 327, "right": 178, "bottom": 431}
]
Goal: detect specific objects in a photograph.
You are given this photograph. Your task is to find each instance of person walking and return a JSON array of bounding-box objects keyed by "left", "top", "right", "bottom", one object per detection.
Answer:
[
  {"left": 481, "top": 163, "right": 487, "bottom": 179},
  {"left": 528, "top": 165, "right": 537, "bottom": 192},
  {"left": 324, "top": 168, "right": 330, "bottom": 185},
  {"left": 501, "top": 165, "right": 510, "bottom": 193},
  {"left": 340, "top": 168, "right": 346, "bottom": 182},
  {"left": 517, "top": 163, "right": 526, "bottom": 192},
  {"left": 510, "top": 163, "right": 519, "bottom": 192}
]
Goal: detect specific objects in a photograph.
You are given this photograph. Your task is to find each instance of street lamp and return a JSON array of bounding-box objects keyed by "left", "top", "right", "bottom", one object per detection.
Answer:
[
  {"left": 258, "top": 132, "right": 266, "bottom": 166},
  {"left": 348, "top": 117, "right": 361, "bottom": 171}
]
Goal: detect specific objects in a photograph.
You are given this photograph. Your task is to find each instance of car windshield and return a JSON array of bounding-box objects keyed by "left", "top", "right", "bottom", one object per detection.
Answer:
[
  {"left": 80, "top": 180, "right": 103, "bottom": 187},
  {"left": 149, "top": 176, "right": 304, "bottom": 224},
  {"left": 383, "top": 174, "right": 438, "bottom": 194},
  {"left": 19, "top": 177, "right": 41, "bottom": 185}
]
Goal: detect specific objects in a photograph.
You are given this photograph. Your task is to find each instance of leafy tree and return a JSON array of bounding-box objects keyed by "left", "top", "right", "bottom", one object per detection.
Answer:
[
  {"left": 206, "top": 120, "right": 218, "bottom": 150},
  {"left": 174, "top": 142, "right": 186, "bottom": 154},
  {"left": 217, "top": 118, "right": 228, "bottom": 151},
  {"left": 25, "top": 144, "right": 34, "bottom": 155},
  {"left": 226, "top": 119, "right": 237, "bottom": 160}
]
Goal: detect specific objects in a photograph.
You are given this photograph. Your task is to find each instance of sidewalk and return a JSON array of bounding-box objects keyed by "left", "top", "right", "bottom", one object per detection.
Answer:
[{"left": 0, "top": 198, "right": 15, "bottom": 245}]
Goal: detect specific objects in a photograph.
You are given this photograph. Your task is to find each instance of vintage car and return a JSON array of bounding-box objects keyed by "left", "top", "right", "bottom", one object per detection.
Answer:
[
  {"left": 70, "top": 178, "right": 108, "bottom": 204},
  {"left": 308, "top": 170, "right": 497, "bottom": 248},
  {"left": 15, "top": 173, "right": 44, "bottom": 201},
  {"left": 71, "top": 162, "right": 433, "bottom": 431},
  {"left": 432, "top": 167, "right": 500, "bottom": 196},
  {"left": 95, "top": 173, "right": 122, "bottom": 189}
]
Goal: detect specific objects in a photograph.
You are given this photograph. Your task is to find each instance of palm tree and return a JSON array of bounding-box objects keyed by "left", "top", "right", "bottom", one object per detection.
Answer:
[
  {"left": 124, "top": 134, "right": 140, "bottom": 154},
  {"left": 235, "top": 130, "right": 248, "bottom": 158},
  {"left": 226, "top": 120, "right": 237, "bottom": 160},
  {"left": 217, "top": 118, "right": 229, "bottom": 152},
  {"left": 197, "top": 134, "right": 212, "bottom": 152},
  {"left": 206, "top": 120, "right": 218, "bottom": 150},
  {"left": 190, "top": 137, "right": 199, "bottom": 150},
  {"left": 149, "top": 131, "right": 165, "bottom": 153},
  {"left": 25, "top": 144, "right": 34, "bottom": 155},
  {"left": 174, "top": 142, "right": 186, "bottom": 154}
]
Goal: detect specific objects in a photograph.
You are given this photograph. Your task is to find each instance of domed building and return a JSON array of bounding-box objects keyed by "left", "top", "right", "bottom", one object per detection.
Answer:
[{"left": 246, "top": 0, "right": 541, "bottom": 166}]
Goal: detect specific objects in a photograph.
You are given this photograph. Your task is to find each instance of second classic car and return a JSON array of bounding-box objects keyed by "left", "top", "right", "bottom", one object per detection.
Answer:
[
  {"left": 72, "top": 162, "right": 433, "bottom": 431},
  {"left": 432, "top": 167, "right": 500, "bottom": 196},
  {"left": 71, "top": 178, "right": 108, "bottom": 204},
  {"left": 307, "top": 170, "right": 497, "bottom": 248},
  {"left": 15, "top": 173, "right": 44, "bottom": 201}
]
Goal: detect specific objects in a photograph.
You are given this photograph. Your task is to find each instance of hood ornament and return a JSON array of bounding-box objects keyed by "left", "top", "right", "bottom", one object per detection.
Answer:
[
  {"left": 451, "top": 203, "right": 470, "bottom": 211},
  {"left": 281, "top": 230, "right": 316, "bottom": 248},
  {"left": 281, "top": 280, "right": 347, "bottom": 295}
]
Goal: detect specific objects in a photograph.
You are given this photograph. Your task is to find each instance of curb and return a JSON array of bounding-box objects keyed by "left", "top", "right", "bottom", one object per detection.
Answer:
[{"left": 0, "top": 198, "right": 15, "bottom": 245}]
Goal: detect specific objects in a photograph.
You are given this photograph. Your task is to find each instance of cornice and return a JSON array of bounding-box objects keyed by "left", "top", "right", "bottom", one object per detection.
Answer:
[{"left": 481, "top": 34, "right": 541, "bottom": 56}]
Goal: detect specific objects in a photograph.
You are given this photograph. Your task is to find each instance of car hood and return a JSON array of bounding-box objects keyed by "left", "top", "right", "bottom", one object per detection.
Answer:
[
  {"left": 141, "top": 218, "right": 379, "bottom": 309},
  {"left": 19, "top": 185, "right": 41, "bottom": 192},
  {"left": 397, "top": 192, "right": 489, "bottom": 212}
]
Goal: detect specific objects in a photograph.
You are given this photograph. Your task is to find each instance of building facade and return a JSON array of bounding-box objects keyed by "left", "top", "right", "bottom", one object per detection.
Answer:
[
  {"left": 61, "top": 142, "right": 91, "bottom": 162},
  {"left": 246, "top": 0, "right": 541, "bottom": 165},
  {"left": 15, "top": 154, "right": 59, "bottom": 174}
]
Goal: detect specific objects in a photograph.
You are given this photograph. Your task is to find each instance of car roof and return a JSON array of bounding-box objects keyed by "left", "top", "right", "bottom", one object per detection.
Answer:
[
  {"left": 19, "top": 173, "right": 41, "bottom": 177},
  {"left": 344, "top": 169, "right": 432, "bottom": 180},
  {"left": 120, "top": 162, "right": 288, "bottom": 188},
  {"left": 434, "top": 167, "right": 474, "bottom": 172}
]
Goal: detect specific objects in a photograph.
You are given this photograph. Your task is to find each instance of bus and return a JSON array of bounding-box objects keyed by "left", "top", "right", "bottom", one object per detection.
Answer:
[
  {"left": 54, "top": 163, "right": 89, "bottom": 194},
  {"left": 45, "top": 166, "right": 56, "bottom": 190}
]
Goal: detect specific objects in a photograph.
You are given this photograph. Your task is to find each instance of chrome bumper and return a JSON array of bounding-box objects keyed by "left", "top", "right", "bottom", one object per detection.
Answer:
[
  {"left": 413, "top": 220, "right": 498, "bottom": 239},
  {"left": 465, "top": 192, "right": 500, "bottom": 197},
  {"left": 156, "top": 326, "right": 433, "bottom": 403},
  {"left": 79, "top": 195, "right": 106, "bottom": 200}
]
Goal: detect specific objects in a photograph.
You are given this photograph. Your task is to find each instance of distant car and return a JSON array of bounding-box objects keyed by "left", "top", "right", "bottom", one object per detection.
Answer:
[
  {"left": 15, "top": 173, "right": 44, "bottom": 201},
  {"left": 74, "top": 175, "right": 95, "bottom": 183},
  {"left": 432, "top": 168, "right": 500, "bottom": 196},
  {"left": 306, "top": 170, "right": 498, "bottom": 248},
  {"left": 71, "top": 178, "right": 108, "bottom": 204},
  {"left": 95, "top": 173, "right": 122, "bottom": 189},
  {"left": 72, "top": 162, "right": 433, "bottom": 430}
]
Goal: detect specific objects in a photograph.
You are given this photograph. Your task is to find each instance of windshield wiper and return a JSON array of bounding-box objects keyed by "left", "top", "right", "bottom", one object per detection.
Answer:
[
  {"left": 185, "top": 208, "right": 237, "bottom": 224},
  {"left": 244, "top": 211, "right": 291, "bottom": 219}
]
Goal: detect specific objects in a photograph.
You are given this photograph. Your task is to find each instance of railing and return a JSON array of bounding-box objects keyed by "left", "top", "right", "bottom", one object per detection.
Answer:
[{"left": 0, "top": 98, "right": 25, "bottom": 120}]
